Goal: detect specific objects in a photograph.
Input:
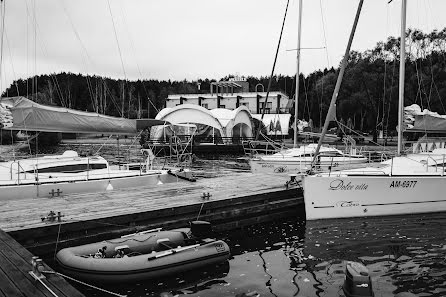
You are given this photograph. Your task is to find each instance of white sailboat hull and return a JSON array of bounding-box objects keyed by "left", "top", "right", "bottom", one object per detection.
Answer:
[
  {"left": 0, "top": 170, "right": 192, "bottom": 200},
  {"left": 250, "top": 157, "right": 367, "bottom": 174},
  {"left": 303, "top": 174, "right": 446, "bottom": 220}
]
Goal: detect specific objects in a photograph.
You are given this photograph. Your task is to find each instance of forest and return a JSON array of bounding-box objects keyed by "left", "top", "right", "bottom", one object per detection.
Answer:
[{"left": 3, "top": 28, "right": 446, "bottom": 136}]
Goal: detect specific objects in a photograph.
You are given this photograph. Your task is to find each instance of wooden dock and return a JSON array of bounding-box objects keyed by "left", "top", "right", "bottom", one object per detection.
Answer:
[
  {"left": 0, "top": 172, "right": 303, "bottom": 258},
  {"left": 0, "top": 228, "right": 84, "bottom": 297}
]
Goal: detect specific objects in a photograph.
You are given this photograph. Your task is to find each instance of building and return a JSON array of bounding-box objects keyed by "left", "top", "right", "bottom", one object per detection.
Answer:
[
  {"left": 166, "top": 78, "right": 290, "bottom": 115},
  {"left": 154, "top": 104, "right": 254, "bottom": 144}
]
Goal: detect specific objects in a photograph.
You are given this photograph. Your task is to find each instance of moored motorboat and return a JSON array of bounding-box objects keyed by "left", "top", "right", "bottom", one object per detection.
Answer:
[{"left": 56, "top": 221, "right": 230, "bottom": 283}]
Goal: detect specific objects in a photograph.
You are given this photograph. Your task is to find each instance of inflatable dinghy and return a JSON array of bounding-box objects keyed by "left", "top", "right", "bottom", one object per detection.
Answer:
[{"left": 56, "top": 221, "right": 230, "bottom": 283}]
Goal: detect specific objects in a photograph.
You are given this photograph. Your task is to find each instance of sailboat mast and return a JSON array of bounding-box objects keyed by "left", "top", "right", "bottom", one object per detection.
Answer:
[
  {"left": 293, "top": 0, "right": 303, "bottom": 148},
  {"left": 310, "top": 0, "right": 363, "bottom": 170},
  {"left": 397, "top": 0, "right": 407, "bottom": 156}
]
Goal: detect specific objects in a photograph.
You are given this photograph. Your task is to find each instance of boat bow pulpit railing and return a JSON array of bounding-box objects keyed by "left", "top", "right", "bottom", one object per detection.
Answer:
[
  {"left": 342, "top": 135, "right": 357, "bottom": 156},
  {"left": 10, "top": 161, "right": 27, "bottom": 182},
  {"left": 141, "top": 149, "right": 155, "bottom": 171},
  {"left": 242, "top": 131, "right": 287, "bottom": 157}
]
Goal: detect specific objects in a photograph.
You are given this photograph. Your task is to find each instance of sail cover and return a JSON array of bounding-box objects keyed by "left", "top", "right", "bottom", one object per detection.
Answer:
[
  {"left": 404, "top": 104, "right": 446, "bottom": 133},
  {"left": 3, "top": 96, "right": 139, "bottom": 134},
  {"left": 410, "top": 114, "right": 446, "bottom": 133}
]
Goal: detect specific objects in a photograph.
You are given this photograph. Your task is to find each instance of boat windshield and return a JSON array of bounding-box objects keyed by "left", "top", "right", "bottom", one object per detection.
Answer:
[{"left": 24, "top": 163, "right": 107, "bottom": 174}]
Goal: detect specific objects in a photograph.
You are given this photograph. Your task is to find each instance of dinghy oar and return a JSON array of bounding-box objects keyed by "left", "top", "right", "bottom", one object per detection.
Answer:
[{"left": 148, "top": 244, "right": 201, "bottom": 260}]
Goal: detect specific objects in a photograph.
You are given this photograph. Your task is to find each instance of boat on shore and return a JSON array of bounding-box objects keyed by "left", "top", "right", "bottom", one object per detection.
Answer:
[
  {"left": 0, "top": 149, "right": 193, "bottom": 200},
  {"left": 56, "top": 221, "right": 230, "bottom": 283}
]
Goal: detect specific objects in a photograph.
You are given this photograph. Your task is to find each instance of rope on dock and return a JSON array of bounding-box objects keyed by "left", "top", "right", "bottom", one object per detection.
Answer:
[
  {"left": 42, "top": 270, "right": 127, "bottom": 297},
  {"left": 32, "top": 272, "right": 59, "bottom": 297}
]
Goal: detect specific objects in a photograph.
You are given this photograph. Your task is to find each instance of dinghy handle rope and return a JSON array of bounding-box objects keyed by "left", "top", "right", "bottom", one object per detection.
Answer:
[
  {"left": 42, "top": 270, "right": 127, "bottom": 297},
  {"left": 103, "top": 234, "right": 156, "bottom": 244}
]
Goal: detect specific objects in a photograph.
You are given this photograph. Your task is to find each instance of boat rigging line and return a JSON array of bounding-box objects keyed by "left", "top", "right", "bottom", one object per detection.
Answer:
[
  {"left": 254, "top": 0, "right": 290, "bottom": 141},
  {"left": 310, "top": 0, "right": 364, "bottom": 172},
  {"left": 0, "top": 0, "right": 5, "bottom": 92},
  {"left": 293, "top": 0, "right": 303, "bottom": 148}
]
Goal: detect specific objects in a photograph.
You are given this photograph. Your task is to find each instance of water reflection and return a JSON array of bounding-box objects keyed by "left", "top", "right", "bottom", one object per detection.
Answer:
[
  {"left": 68, "top": 212, "right": 445, "bottom": 297},
  {"left": 74, "top": 261, "right": 230, "bottom": 297},
  {"left": 303, "top": 213, "right": 446, "bottom": 297}
]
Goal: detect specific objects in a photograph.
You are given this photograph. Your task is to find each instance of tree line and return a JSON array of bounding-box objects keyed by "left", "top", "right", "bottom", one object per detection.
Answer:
[{"left": 3, "top": 28, "right": 446, "bottom": 136}]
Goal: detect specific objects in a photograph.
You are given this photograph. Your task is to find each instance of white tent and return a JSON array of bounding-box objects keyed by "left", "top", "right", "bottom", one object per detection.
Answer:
[{"left": 155, "top": 104, "right": 254, "bottom": 143}]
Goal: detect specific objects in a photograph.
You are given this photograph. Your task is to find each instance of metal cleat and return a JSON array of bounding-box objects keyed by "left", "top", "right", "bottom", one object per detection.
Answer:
[
  {"left": 49, "top": 188, "right": 63, "bottom": 197},
  {"left": 29, "top": 257, "right": 46, "bottom": 280},
  {"left": 41, "top": 211, "right": 64, "bottom": 223},
  {"left": 201, "top": 192, "right": 211, "bottom": 200},
  {"left": 285, "top": 174, "right": 300, "bottom": 189}
]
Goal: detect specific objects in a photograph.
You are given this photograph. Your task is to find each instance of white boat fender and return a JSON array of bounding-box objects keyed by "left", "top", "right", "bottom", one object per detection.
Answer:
[{"left": 106, "top": 182, "right": 113, "bottom": 191}]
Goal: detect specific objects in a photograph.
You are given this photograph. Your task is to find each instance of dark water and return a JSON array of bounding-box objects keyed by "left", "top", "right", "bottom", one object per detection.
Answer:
[
  {"left": 68, "top": 213, "right": 446, "bottom": 297},
  {"left": 3, "top": 144, "right": 445, "bottom": 296}
]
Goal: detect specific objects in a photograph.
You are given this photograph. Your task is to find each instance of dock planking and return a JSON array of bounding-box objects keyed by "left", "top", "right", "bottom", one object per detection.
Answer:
[
  {"left": 0, "top": 172, "right": 303, "bottom": 258},
  {"left": 0, "top": 228, "right": 84, "bottom": 297},
  {"left": 0, "top": 172, "right": 299, "bottom": 232}
]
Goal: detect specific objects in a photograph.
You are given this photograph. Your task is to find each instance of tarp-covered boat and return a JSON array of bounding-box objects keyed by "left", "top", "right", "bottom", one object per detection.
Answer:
[{"left": 56, "top": 222, "right": 230, "bottom": 283}]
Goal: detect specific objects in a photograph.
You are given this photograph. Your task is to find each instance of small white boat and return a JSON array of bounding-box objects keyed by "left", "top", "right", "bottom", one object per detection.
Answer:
[
  {"left": 0, "top": 150, "right": 193, "bottom": 200},
  {"left": 249, "top": 144, "right": 367, "bottom": 174},
  {"left": 56, "top": 221, "right": 230, "bottom": 283}
]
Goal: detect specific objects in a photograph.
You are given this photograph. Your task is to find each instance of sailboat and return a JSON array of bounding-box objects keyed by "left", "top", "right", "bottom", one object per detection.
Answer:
[
  {"left": 302, "top": 0, "right": 446, "bottom": 220},
  {"left": 249, "top": 0, "right": 367, "bottom": 175},
  {"left": 0, "top": 97, "right": 194, "bottom": 200}
]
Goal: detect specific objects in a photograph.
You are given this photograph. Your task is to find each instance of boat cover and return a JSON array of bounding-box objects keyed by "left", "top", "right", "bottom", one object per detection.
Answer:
[
  {"left": 410, "top": 114, "right": 446, "bottom": 133},
  {"left": 2, "top": 96, "right": 168, "bottom": 134}
]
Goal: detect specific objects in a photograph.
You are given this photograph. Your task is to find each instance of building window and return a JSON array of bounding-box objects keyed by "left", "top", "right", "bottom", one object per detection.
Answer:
[
  {"left": 202, "top": 103, "right": 208, "bottom": 109},
  {"left": 260, "top": 102, "right": 272, "bottom": 109}
]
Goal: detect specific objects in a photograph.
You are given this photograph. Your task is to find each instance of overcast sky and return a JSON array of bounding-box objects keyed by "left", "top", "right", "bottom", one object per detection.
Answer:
[{"left": 2, "top": 0, "right": 446, "bottom": 93}]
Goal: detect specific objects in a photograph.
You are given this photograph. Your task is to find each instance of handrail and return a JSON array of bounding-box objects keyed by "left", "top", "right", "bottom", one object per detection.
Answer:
[
  {"left": 10, "top": 161, "right": 27, "bottom": 183},
  {"left": 443, "top": 155, "right": 445, "bottom": 177},
  {"left": 426, "top": 156, "right": 438, "bottom": 172}
]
